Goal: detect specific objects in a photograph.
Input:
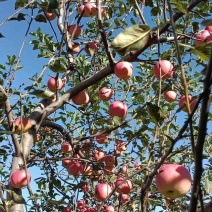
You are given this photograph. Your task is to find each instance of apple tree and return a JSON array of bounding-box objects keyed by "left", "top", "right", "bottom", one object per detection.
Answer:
[{"left": 0, "top": 0, "right": 212, "bottom": 211}]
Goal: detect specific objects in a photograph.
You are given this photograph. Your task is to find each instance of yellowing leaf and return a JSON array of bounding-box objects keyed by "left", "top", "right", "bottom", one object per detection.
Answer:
[
  {"left": 146, "top": 102, "right": 163, "bottom": 124},
  {"left": 111, "top": 25, "right": 150, "bottom": 56},
  {"left": 205, "top": 178, "right": 212, "bottom": 194},
  {"left": 192, "top": 43, "right": 211, "bottom": 61}
]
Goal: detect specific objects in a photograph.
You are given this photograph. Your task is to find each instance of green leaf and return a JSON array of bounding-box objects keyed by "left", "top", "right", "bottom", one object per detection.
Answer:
[
  {"left": 146, "top": 102, "right": 163, "bottom": 124},
  {"left": 35, "top": 14, "right": 47, "bottom": 23},
  {"left": 0, "top": 149, "right": 7, "bottom": 155},
  {"left": 171, "top": 0, "right": 188, "bottom": 14},
  {"left": 13, "top": 65, "right": 23, "bottom": 71},
  {"left": 111, "top": 24, "right": 150, "bottom": 56},
  {"left": 48, "top": 0, "right": 58, "bottom": 11},
  {"left": 6, "top": 190, "right": 26, "bottom": 204},
  {"left": 192, "top": 22, "right": 200, "bottom": 32},
  {"left": 7, "top": 55, "right": 16, "bottom": 66},
  {"left": 179, "top": 43, "right": 211, "bottom": 61},
  {"left": 15, "top": 0, "right": 28, "bottom": 9},
  {"left": 201, "top": 19, "right": 212, "bottom": 26},
  {"left": 0, "top": 64, "right": 6, "bottom": 70},
  {"left": 48, "top": 57, "right": 67, "bottom": 73},
  {"left": 9, "top": 13, "right": 26, "bottom": 21},
  {"left": 112, "top": 116, "right": 122, "bottom": 125}
]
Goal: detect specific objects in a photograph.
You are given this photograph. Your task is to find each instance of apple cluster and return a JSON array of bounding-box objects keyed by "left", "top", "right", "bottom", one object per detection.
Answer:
[
  {"left": 98, "top": 61, "right": 135, "bottom": 119},
  {"left": 39, "top": 3, "right": 201, "bottom": 210},
  {"left": 153, "top": 59, "right": 198, "bottom": 112}
]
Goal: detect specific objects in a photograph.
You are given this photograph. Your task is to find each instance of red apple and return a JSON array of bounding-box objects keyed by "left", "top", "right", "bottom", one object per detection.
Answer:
[
  {"left": 114, "top": 61, "right": 133, "bottom": 80},
  {"left": 95, "top": 183, "right": 112, "bottom": 201},
  {"left": 120, "top": 194, "right": 130, "bottom": 203},
  {"left": 109, "top": 101, "right": 128, "bottom": 118},
  {"left": 94, "top": 150, "right": 106, "bottom": 162},
  {"left": 100, "top": 6, "right": 106, "bottom": 16},
  {"left": 205, "top": 26, "right": 212, "bottom": 33},
  {"left": 190, "top": 98, "right": 198, "bottom": 112},
  {"left": 14, "top": 117, "right": 32, "bottom": 134},
  {"left": 105, "top": 205, "right": 115, "bottom": 212},
  {"left": 80, "top": 207, "right": 89, "bottom": 212},
  {"left": 68, "top": 161, "right": 83, "bottom": 175},
  {"left": 82, "top": 183, "right": 91, "bottom": 192},
  {"left": 115, "top": 177, "right": 132, "bottom": 194},
  {"left": 134, "top": 162, "right": 142, "bottom": 170},
  {"left": 10, "top": 169, "right": 31, "bottom": 188},
  {"left": 164, "top": 90, "right": 177, "bottom": 102},
  {"left": 85, "top": 41, "right": 98, "bottom": 56},
  {"left": 99, "top": 87, "right": 113, "bottom": 101},
  {"left": 44, "top": 11, "right": 56, "bottom": 21},
  {"left": 72, "top": 43, "right": 81, "bottom": 54},
  {"left": 155, "top": 164, "right": 192, "bottom": 199},
  {"left": 84, "top": 3, "right": 97, "bottom": 17},
  {"left": 61, "top": 142, "right": 72, "bottom": 153},
  {"left": 87, "top": 208, "right": 97, "bottom": 212},
  {"left": 63, "top": 207, "right": 72, "bottom": 212},
  {"left": 47, "top": 77, "right": 64, "bottom": 92},
  {"left": 78, "top": 5, "right": 88, "bottom": 17},
  {"left": 96, "top": 133, "right": 108, "bottom": 144},
  {"left": 153, "top": 60, "right": 174, "bottom": 80},
  {"left": 72, "top": 90, "right": 90, "bottom": 105},
  {"left": 62, "top": 157, "right": 72, "bottom": 168},
  {"left": 68, "top": 25, "right": 83, "bottom": 40},
  {"left": 115, "top": 141, "right": 126, "bottom": 156},
  {"left": 195, "top": 30, "right": 212, "bottom": 46},
  {"left": 121, "top": 165, "right": 129, "bottom": 174},
  {"left": 178, "top": 95, "right": 197, "bottom": 112},
  {"left": 104, "top": 156, "right": 115, "bottom": 166},
  {"left": 77, "top": 199, "right": 86, "bottom": 209},
  {"left": 104, "top": 165, "right": 115, "bottom": 175}
]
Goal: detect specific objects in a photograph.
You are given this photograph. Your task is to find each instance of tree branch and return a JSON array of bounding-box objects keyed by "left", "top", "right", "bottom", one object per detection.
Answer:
[{"left": 189, "top": 45, "right": 212, "bottom": 211}]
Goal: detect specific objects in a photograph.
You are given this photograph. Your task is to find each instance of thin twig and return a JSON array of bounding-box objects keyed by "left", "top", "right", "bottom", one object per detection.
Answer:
[
  {"left": 0, "top": 0, "right": 35, "bottom": 27},
  {"left": 96, "top": 0, "right": 115, "bottom": 66},
  {"left": 134, "top": 0, "right": 147, "bottom": 25}
]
